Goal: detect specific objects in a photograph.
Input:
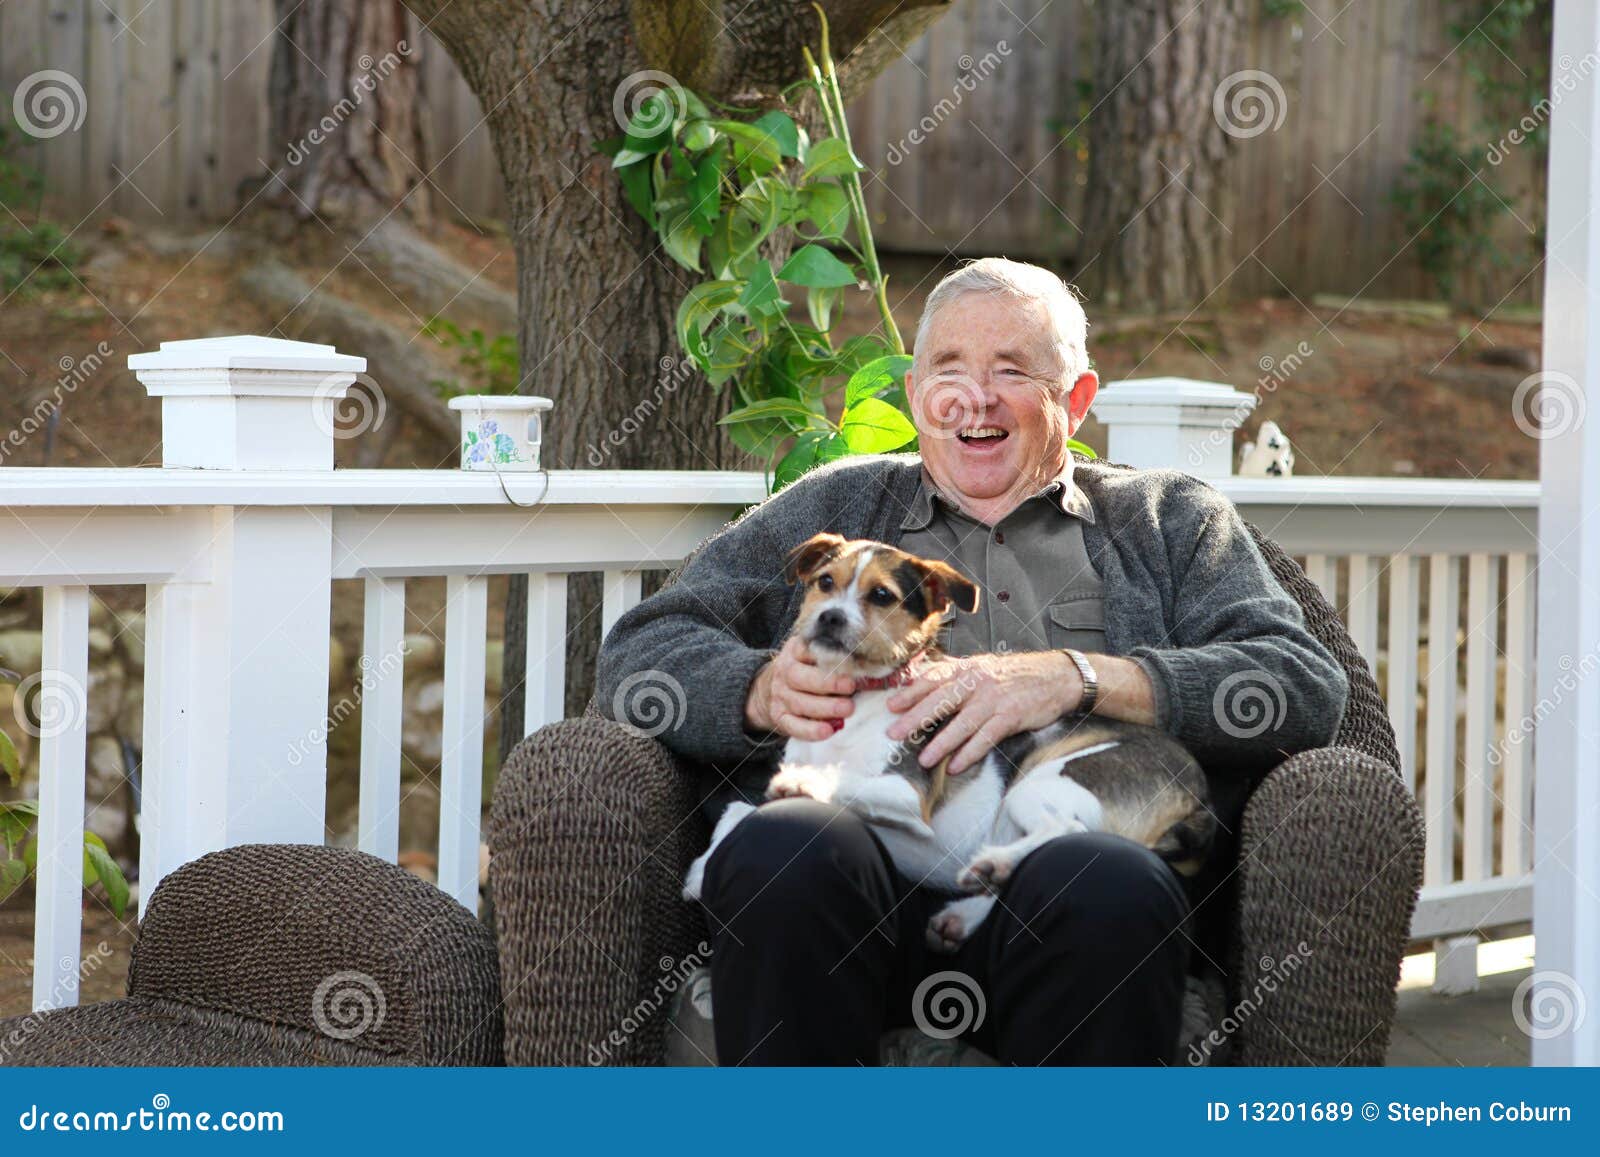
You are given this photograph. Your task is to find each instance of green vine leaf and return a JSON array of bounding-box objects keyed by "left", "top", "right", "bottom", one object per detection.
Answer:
[
  {"left": 777, "top": 243, "right": 857, "bottom": 289},
  {"left": 675, "top": 280, "right": 743, "bottom": 366},
  {"left": 0, "top": 858, "right": 25, "bottom": 900},
  {"left": 843, "top": 354, "right": 914, "bottom": 408},
  {"left": 84, "top": 835, "right": 129, "bottom": 919},
  {"left": 738, "top": 262, "right": 784, "bottom": 316},
  {"left": 708, "top": 120, "right": 784, "bottom": 177},
  {"left": 801, "top": 137, "right": 865, "bottom": 180},
  {"left": 0, "top": 728, "right": 19, "bottom": 788},
  {"left": 841, "top": 397, "right": 918, "bottom": 454},
  {"left": 720, "top": 397, "right": 819, "bottom": 427},
  {"left": 797, "top": 183, "right": 850, "bottom": 238},
  {"left": 751, "top": 110, "right": 802, "bottom": 159}
]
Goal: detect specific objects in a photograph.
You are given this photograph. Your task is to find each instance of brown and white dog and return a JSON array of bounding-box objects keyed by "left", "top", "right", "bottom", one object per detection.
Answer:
[{"left": 683, "top": 532, "right": 1215, "bottom": 952}]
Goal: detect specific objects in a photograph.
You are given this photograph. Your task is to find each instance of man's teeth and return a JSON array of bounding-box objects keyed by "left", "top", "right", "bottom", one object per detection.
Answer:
[{"left": 959, "top": 427, "right": 1007, "bottom": 441}]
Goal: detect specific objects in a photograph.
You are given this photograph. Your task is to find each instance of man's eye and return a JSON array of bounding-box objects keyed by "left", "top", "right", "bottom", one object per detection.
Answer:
[
  {"left": 816, "top": 574, "right": 834, "bottom": 591},
  {"left": 869, "top": 587, "right": 896, "bottom": 606}
]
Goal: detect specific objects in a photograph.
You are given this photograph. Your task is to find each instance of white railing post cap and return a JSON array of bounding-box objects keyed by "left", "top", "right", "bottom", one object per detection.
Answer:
[
  {"left": 129, "top": 334, "right": 365, "bottom": 379},
  {"left": 130, "top": 335, "right": 367, "bottom": 471},
  {"left": 1092, "top": 376, "right": 1257, "bottom": 478}
]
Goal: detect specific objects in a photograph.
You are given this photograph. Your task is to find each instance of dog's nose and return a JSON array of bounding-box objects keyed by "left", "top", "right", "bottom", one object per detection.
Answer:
[{"left": 816, "top": 608, "right": 847, "bottom": 633}]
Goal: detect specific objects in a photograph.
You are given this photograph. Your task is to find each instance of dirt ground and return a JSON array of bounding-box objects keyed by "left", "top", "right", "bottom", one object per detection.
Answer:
[{"left": 0, "top": 222, "right": 1543, "bottom": 1015}]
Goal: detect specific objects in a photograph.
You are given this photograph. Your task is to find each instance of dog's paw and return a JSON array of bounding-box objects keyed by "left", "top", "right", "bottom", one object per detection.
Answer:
[
  {"left": 926, "top": 896, "right": 995, "bottom": 952},
  {"left": 765, "top": 765, "right": 836, "bottom": 803},
  {"left": 958, "top": 847, "right": 1019, "bottom": 894}
]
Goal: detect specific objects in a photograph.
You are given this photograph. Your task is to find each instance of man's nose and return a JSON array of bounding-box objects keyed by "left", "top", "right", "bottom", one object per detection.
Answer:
[{"left": 816, "top": 608, "right": 847, "bottom": 632}]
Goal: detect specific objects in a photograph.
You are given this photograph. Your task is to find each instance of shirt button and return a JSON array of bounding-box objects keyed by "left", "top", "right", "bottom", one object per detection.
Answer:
[
  {"left": 994, "top": 530, "right": 1006, "bottom": 544},
  {"left": 997, "top": 590, "right": 1010, "bottom": 603}
]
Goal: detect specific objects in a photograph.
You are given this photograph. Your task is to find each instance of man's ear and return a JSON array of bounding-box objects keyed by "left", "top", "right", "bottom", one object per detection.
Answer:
[
  {"left": 917, "top": 559, "right": 980, "bottom": 615},
  {"left": 1066, "top": 370, "right": 1099, "bottom": 433},
  {"left": 784, "top": 532, "right": 849, "bottom": 583}
]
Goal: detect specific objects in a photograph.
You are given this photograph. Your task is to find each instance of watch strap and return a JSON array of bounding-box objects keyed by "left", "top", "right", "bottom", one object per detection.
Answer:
[{"left": 1061, "top": 647, "right": 1100, "bottom": 715}]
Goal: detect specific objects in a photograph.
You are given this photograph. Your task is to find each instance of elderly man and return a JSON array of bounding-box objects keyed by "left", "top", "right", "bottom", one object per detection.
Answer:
[{"left": 597, "top": 258, "right": 1347, "bottom": 1066}]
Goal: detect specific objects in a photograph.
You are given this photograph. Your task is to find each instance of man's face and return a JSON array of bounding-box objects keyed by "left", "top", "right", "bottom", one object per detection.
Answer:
[{"left": 908, "top": 293, "right": 1097, "bottom": 509}]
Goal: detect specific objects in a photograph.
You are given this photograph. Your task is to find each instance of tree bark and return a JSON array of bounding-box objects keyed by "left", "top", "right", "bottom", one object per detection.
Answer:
[
  {"left": 268, "top": 0, "right": 433, "bottom": 225},
  {"left": 405, "top": 0, "right": 953, "bottom": 758},
  {"left": 1078, "top": 0, "right": 1242, "bottom": 312}
]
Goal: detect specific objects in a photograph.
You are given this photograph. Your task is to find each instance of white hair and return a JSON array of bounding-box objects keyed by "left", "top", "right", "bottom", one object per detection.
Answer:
[{"left": 911, "top": 257, "right": 1090, "bottom": 383}]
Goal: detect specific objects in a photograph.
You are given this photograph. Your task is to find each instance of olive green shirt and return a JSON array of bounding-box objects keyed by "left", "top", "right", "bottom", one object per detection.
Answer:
[{"left": 897, "top": 466, "right": 1108, "bottom": 658}]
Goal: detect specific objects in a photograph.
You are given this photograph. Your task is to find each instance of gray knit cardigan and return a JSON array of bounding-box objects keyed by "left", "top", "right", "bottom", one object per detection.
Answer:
[{"left": 597, "top": 454, "right": 1348, "bottom": 803}]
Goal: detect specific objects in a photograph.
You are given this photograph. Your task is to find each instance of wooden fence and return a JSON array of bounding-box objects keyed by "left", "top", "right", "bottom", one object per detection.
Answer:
[{"left": 0, "top": 0, "right": 1546, "bottom": 302}]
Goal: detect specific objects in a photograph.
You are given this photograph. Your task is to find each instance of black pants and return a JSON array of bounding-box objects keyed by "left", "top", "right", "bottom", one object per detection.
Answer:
[{"left": 699, "top": 797, "right": 1191, "bottom": 1066}]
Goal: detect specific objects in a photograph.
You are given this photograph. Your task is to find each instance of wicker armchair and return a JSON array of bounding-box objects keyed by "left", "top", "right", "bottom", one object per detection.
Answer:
[
  {"left": 488, "top": 523, "right": 1425, "bottom": 1066},
  {"left": 2, "top": 523, "right": 1422, "bottom": 1067}
]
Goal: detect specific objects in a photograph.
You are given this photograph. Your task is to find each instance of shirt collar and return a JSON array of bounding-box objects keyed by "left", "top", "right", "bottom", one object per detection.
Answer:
[{"left": 899, "top": 461, "right": 1095, "bottom": 530}]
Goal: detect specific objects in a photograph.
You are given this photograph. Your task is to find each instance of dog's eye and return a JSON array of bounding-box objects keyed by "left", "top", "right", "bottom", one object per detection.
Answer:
[
  {"left": 815, "top": 573, "right": 834, "bottom": 592},
  {"left": 868, "top": 586, "right": 896, "bottom": 606}
]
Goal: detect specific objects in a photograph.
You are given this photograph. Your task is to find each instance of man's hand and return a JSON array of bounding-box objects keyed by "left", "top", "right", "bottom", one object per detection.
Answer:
[
  {"left": 884, "top": 651, "right": 1082, "bottom": 774},
  {"left": 745, "top": 636, "right": 857, "bottom": 741}
]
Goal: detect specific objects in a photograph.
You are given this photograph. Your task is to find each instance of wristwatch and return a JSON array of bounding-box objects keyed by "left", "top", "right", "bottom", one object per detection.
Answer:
[{"left": 1061, "top": 647, "right": 1100, "bottom": 715}]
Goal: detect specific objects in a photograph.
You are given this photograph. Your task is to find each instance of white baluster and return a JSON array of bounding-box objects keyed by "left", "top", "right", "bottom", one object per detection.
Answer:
[
  {"left": 1303, "top": 553, "right": 1337, "bottom": 606},
  {"left": 1424, "top": 553, "right": 1460, "bottom": 889},
  {"left": 524, "top": 572, "right": 569, "bottom": 736},
  {"left": 358, "top": 577, "right": 406, "bottom": 862},
  {"left": 439, "top": 574, "right": 489, "bottom": 910},
  {"left": 601, "top": 570, "right": 643, "bottom": 639},
  {"left": 1502, "top": 554, "right": 1535, "bottom": 875},
  {"left": 32, "top": 585, "right": 90, "bottom": 1011},
  {"left": 1346, "top": 554, "right": 1379, "bottom": 671},
  {"left": 1463, "top": 553, "right": 1500, "bottom": 881},
  {"left": 1386, "top": 555, "right": 1420, "bottom": 790}
]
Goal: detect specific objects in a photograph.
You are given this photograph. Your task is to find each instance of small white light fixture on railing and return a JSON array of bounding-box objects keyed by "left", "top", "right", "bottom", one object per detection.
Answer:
[{"left": 447, "top": 395, "right": 554, "bottom": 472}]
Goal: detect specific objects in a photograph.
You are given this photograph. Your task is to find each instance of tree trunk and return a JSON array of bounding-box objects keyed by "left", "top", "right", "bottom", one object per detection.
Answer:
[
  {"left": 1078, "top": 0, "right": 1242, "bottom": 312},
  {"left": 268, "top": 0, "right": 433, "bottom": 226},
  {"left": 407, "top": 0, "right": 953, "bottom": 759}
]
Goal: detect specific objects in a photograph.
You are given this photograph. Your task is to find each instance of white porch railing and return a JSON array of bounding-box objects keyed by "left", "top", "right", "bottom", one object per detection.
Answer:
[{"left": 0, "top": 336, "right": 1540, "bottom": 1012}]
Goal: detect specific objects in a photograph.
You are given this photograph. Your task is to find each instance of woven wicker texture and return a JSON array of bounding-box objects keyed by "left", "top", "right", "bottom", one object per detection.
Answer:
[
  {"left": 488, "top": 716, "right": 708, "bottom": 1065},
  {"left": 1, "top": 844, "right": 503, "bottom": 1066},
  {"left": 487, "top": 512, "right": 1421, "bottom": 1067}
]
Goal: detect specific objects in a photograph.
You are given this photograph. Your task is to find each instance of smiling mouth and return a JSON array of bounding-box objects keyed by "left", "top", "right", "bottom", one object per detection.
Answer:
[{"left": 958, "top": 426, "right": 1010, "bottom": 445}]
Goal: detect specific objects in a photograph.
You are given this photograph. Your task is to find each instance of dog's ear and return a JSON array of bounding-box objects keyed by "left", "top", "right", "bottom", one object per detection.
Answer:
[
  {"left": 915, "top": 559, "right": 980, "bottom": 615},
  {"left": 785, "top": 532, "right": 849, "bottom": 583}
]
